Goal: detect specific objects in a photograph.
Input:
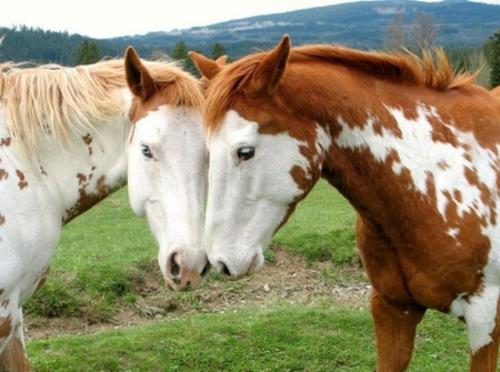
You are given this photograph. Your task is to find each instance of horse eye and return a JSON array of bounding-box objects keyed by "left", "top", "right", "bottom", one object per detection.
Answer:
[
  {"left": 236, "top": 146, "right": 255, "bottom": 161},
  {"left": 141, "top": 144, "right": 153, "bottom": 159}
]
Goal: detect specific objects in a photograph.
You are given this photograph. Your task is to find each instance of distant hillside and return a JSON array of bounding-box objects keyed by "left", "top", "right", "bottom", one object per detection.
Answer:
[
  {"left": 1, "top": 0, "right": 499, "bottom": 65},
  {"left": 0, "top": 26, "right": 124, "bottom": 65},
  {"left": 110, "top": 0, "right": 500, "bottom": 57}
]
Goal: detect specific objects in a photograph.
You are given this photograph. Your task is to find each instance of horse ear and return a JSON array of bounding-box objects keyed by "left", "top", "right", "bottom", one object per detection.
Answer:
[
  {"left": 251, "top": 35, "right": 291, "bottom": 94},
  {"left": 188, "top": 51, "right": 221, "bottom": 80},
  {"left": 124, "top": 46, "right": 156, "bottom": 101},
  {"left": 215, "top": 55, "right": 228, "bottom": 65}
]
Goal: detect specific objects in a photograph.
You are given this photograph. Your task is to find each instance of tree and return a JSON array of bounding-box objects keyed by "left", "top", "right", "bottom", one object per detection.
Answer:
[
  {"left": 384, "top": 14, "right": 406, "bottom": 51},
  {"left": 489, "top": 31, "right": 500, "bottom": 87},
  {"left": 211, "top": 43, "right": 227, "bottom": 60},
  {"left": 170, "top": 41, "right": 197, "bottom": 76},
  {"left": 76, "top": 41, "right": 100, "bottom": 65},
  {"left": 411, "top": 12, "right": 439, "bottom": 50},
  {"left": 170, "top": 41, "right": 189, "bottom": 61}
]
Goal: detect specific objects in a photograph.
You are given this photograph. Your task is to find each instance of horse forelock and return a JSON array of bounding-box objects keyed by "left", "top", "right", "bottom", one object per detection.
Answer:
[
  {"left": 204, "top": 44, "right": 477, "bottom": 137},
  {"left": 128, "top": 75, "right": 204, "bottom": 126}
]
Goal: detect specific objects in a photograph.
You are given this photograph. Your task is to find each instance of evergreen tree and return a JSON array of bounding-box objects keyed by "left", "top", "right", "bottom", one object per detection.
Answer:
[
  {"left": 490, "top": 31, "right": 500, "bottom": 87},
  {"left": 76, "top": 41, "right": 100, "bottom": 65},
  {"left": 170, "top": 41, "right": 189, "bottom": 61},
  {"left": 170, "top": 41, "right": 197, "bottom": 76},
  {"left": 211, "top": 43, "right": 226, "bottom": 60}
]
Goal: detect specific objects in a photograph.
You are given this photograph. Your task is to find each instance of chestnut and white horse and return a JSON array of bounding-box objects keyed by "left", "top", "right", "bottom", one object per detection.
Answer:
[
  {"left": 193, "top": 37, "right": 500, "bottom": 371},
  {"left": 0, "top": 48, "right": 208, "bottom": 370}
]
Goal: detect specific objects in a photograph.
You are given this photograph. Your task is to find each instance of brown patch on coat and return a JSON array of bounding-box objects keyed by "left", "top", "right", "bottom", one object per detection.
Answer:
[
  {"left": 15, "top": 170, "right": 27, "bottom": 190},
  {"left": 0, "top": 214, "right": 5, "bottom": 226},
  {"left": 40, "top": 166, "right": 48, "bottom": 176},
  {"left": 97, "top": 175, "right": 107, "bottom": 195},
  {"left": 35, "top": 266, "right": 51, "bottom": 293},
  {"left": 437, "top": 160, "right": 449, "bottom": 170},
  {"left": 82, "top": 133, "right": 93, "bottom": 145},
  {"left": 0, "top": 137, "right": 11, "bottom": 147},
  {"left": 76, "top": 173, "right": 87, "bottom": 185},
  {"left": 290, "top": 165, "right": 311, "bottom": 192},
  {"left": 83, "top": 135, "right": 94, "bottom": 156},
  {"left": 0, "top": 299, "right": 8, "bottom": 308},
  {"left": 0, "top": 169, "right": 8, "bottom": 181},
  {"left": 0, "top": 314, "right": 12, "bottom": 339},
  {"left": 63, "top": 174, "right": 123, "bottom": 224},
  {"left": 0, "top": 336, "right": 30, "bottom": 372}
]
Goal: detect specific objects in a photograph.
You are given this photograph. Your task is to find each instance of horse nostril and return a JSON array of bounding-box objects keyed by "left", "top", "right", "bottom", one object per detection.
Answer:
[
  {"left": 219, "top": 261, "right": 232, "bottom": 277},
  {"left": 201, "top": 261, "right": 211, "bottom": 276},
  {"left": 169, "top": 253, "right": 180, "bottom": 277}
]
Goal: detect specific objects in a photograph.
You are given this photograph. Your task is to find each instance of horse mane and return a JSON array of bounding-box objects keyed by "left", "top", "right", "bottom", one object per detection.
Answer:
[
  {"left": 205, "top": 44, "right": 476, "bottom": 134},
  {"left": 0, "top": 58, "right": 203, "bottom": 151}
]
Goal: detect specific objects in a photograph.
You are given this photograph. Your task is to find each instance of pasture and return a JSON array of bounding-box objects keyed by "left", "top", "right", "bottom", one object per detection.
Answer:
[{"left": 26, "top": 181, "right": 470, "bottom": 371}]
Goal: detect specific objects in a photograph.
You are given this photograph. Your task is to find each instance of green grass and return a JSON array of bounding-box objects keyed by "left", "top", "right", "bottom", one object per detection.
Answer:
[
  {"left": 25, "top": 180, "right": 474, "bottom": 370},
  {"left": 25, "top": 188, "right": 158, "bottom": 321},
  {"left": 274, "top": 180, "right": 358, "bottom": 264},
  {"left": 27, "top": 180, "right": 357, "bottom": 320},
  {"left": 28, "top": 304, "right": 468, "bottom": 371}
]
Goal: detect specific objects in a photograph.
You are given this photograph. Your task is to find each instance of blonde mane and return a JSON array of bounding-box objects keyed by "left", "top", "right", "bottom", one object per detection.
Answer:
[
  {"left": 0, "top": 58, "right": 203, "bottom": 151},
  {"left": 205, "top": 44, "right": 476, "bottom": 133}
]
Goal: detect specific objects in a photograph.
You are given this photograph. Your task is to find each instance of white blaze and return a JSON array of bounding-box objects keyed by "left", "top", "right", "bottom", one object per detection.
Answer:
[
  {"left": 205, "top": 110, "right": 319, "bottom": 278},
  {"left": 128, "top": 104, "right": 208, "bottom": 276}
]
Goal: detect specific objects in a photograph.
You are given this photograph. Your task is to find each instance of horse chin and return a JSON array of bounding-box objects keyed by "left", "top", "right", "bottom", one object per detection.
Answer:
[{"left": 163, "top": 274, "right": 202, "bottom": 292}]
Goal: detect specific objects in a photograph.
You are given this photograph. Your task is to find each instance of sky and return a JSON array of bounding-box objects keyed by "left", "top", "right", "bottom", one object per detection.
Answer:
[{"left": 1, "top": 0, "right": 499, "bottom": 39}]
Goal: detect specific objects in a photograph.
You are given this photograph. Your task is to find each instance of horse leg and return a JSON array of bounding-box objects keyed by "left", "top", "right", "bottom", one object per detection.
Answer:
[
  {"left": 356, "top": 216, "right": 426, "bottom": 371},
  {"left": 0, "top": 307, "right": 29, "bottom": 372},
  {"left": 468, "top": 295, "right": 500, "bottom": 372},
  {"left": 371, "top": 290, "right": 426, "bottom": 372}
]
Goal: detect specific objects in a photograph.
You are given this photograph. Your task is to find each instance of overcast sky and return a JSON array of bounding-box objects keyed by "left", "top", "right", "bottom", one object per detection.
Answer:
[{"left": 1, "top": 0, "right": 499, "bottom": 38}]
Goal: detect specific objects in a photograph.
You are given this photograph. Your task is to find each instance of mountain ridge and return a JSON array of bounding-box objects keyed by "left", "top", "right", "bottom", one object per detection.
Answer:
[{"left": 0, "top": 0, "right": 499, "bottom": 65}]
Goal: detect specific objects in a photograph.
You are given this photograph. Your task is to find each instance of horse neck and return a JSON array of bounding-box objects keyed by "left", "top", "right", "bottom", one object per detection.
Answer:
[
  {"left": 15, "top": 88, "right": 132, "bottom": 224},
  {"left": 285, "top": 62, "right": 497, "bottom": 231}
]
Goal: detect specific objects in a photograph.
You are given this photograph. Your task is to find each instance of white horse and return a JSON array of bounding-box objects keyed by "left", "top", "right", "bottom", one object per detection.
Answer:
[{"left": 0, "top": 48, "right": 208, "bottom": 370}]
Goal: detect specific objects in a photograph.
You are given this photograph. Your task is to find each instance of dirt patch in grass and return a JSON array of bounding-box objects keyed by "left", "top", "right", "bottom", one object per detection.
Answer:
[{"left": 25, "top": 247, "right": 370, "bottom": 340}]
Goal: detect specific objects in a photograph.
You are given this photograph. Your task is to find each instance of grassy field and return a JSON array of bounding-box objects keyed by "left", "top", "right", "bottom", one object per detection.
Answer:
[
  {"left": 29, "top": 306, "right": 468, "bottom": 371},
  {"left": 26, "top": 181, "right": 359, "bottom": 321},
  {"left": 24, "top": 180, "right": 473, "bottom": 370}
]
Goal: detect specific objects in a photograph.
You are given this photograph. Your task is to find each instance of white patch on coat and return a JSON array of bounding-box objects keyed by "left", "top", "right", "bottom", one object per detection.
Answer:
[
  {"left": 335, "top": 105, "right": 498, "bottom": 222},
  {"left": 450, "top": 285, "right": 500, "bottom": 353},
  {"left": 315, "top": 123, "right": 332, "bottom": 162},
  {"left": 205, "top": 110, "right": 318, "bottom": 278},
  {"left": 447, "top": 228, "right": 460, "bottom": 239},
  {"left": 335, "top": 103, "right": 499, "bottom": 353}
]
